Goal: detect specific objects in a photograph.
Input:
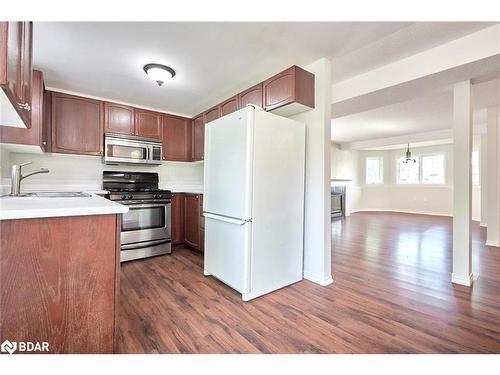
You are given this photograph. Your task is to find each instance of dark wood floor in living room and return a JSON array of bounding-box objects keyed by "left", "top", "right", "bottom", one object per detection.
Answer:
[{"left": 117, "top": 212, "right": 500, "bottom": 353}]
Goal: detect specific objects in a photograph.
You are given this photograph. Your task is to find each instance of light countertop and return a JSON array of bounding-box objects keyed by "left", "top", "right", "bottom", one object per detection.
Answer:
[
  {"left": 0, "top": 193, "right": 128, "bottom": 220},
  {"left": 160, "top": 184, "right": 204, "bottom": 194}
]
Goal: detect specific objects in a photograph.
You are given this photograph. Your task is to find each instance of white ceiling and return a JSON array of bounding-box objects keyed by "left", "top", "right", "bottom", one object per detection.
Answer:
[
  {"left": 33, "top": 21, "right": 493, "bottom": 117},
  {"left": 34, "top": 22, "right": 410, "bottom": 116},
  {"left": 332, "top": 22, "right": 496, "bottom": 83},
  {"left": 331, "top": 78, "right": 500, "bottom": 144}
]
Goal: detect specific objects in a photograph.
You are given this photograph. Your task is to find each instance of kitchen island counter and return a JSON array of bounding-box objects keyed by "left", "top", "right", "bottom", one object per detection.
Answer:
[{"left": 0, "top": 193, "right": 128, "bottom": 220}]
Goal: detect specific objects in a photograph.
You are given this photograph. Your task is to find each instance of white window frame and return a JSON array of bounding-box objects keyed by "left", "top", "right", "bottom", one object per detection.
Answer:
[
  {"left": 472, "top": 150, "right": 480, "bottom": 187},
  {"left": 421, "top": 153, "right": 446, "bottom": 185},
  {"left": 365, "top": 157, "right": 383, "bottom": 185},
  {"left": 396, "top": 156, "right": 420, "bottom": 185}
]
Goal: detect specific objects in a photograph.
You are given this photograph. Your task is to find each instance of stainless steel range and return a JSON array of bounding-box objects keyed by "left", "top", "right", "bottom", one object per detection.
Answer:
[{"left": 103, "top": 171, "right": 171, "bottom": 262}]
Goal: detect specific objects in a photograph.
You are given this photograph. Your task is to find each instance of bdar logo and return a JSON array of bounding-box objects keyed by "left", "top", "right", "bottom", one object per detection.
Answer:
[{"left": 1, "top": 339, "right": 17, "bottom": 354}]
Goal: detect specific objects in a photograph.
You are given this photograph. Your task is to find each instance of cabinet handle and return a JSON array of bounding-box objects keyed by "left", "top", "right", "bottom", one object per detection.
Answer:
[{"left": 18, "top": 102, "right": 31, "bottom": 111}]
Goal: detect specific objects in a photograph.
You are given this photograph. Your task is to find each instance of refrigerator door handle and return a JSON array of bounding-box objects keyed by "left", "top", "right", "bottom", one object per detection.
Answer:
[{"left": 204, "top": 212, "right": 251, "bottom": 225}]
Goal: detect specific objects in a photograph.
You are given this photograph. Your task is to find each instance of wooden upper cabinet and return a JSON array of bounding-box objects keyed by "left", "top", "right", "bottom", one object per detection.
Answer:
[
  {"left": 191, "top": 114, "right": 205, "bottom": 161},
  {"left": 219, "top": 96, "right": 238, "bottom": 117},
  {"left": 51, "top": 92, "right": 104, "bottom": 155},
  {"left": 263, "top": 65, "right": 314, "bottom": 116},
  {"left": 238, "top": 83, "right": 263, "bottom": 109},
  {"left": 0, "top": 22, "right": 33, "bottom": 128},
  {"left": 134, "top": 109, "right": 162, "bottom": 139},
  {"left": 162, "top": 114, "right": 191, "bottom": 161},
  {"left": 104, "top": 102, "right": 134, "bottom": 136},
  {"left": 204, "top": 106, "right": 220, "bottom": 124},
  {"left": 0, "top": 69, "right": 47, "bottom": 150}
]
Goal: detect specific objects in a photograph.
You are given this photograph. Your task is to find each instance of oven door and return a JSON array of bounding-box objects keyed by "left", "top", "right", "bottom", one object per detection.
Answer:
[{"left": 120, "top": 202, "right": 171, "bottom": 245}]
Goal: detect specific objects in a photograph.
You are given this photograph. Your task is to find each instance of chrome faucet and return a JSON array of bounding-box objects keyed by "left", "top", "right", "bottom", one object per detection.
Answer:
[{"left": 10, "top": 162, "right": 49, "bottom": 196}]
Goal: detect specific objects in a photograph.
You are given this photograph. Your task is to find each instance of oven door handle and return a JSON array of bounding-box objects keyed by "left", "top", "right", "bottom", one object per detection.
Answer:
[
  {"left": 121, "top": 203, "right": 168, "bottom": 209},
  {"left": 121, "top": 239, "right": 170, "bottom": 250}
]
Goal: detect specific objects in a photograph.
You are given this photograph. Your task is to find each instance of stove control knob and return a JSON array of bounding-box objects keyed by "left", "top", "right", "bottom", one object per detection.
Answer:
[
  {"left": 127, "top": 195, "right": 133, "bottom": 200},
  {"left": 121, "top": 195, "right": 127, "bottom": 200}
]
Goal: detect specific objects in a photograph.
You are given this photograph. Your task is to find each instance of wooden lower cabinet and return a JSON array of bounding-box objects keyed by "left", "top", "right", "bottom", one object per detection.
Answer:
[
  {"left": 171, "top": 193, "right": 185, "bottom": 245},
  {"left": 199, "top": 195, "right": 204, "bottom": 253},
  {"left": 0, "top": 214, "right": 121, "bottom": 353},
  {"left": 199, "top": 228, "right": 205, "bottom": 253},
  {"left": 184, "top": 194, "right": 200, "bottom": 250},
  {"left": 172, "top": 193, "right": 203, "bottom": 252}
]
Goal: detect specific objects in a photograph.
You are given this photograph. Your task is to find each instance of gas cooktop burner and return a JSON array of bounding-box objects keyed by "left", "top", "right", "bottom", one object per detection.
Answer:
[{"left": 108, "top": 188, "right": 169, "bottom": 193}]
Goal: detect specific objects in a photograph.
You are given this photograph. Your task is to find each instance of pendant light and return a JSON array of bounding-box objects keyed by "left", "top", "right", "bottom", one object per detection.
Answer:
[{"left": 403, "top": 143, "right": 417, "bottom": 164}]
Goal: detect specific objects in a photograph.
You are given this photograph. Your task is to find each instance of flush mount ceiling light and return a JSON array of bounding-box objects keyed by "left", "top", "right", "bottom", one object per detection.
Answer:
[
  {"left": 403, "top": 143, "right": 417, "bottom": 164},
  {"left": 143, "top": 64, "right": 176, "bottom": 87}
]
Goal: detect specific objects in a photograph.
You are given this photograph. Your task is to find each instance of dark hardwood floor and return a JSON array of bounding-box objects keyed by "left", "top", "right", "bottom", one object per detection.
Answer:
[{"left": 117, "top": 212, "right": 500, "bottom": 353}]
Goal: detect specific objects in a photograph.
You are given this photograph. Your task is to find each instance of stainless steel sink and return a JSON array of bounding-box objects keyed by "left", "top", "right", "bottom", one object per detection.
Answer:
[{"left": 24, "top": 191, "right": 92, "bottom": 198}]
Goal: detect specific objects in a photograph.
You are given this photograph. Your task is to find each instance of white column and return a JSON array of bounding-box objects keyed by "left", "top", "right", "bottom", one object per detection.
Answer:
[
  {"left": 486, "top": 108, "right": 500, "bottom": 247},
  {"left": 290, "top": 58, "right": 333, "bottom": 286},
  {"left": 480, "top": 134, "right": 488, "bottom": 227},
  {"left": 452, "top": 80, "right": 473, "bottom": 286}
]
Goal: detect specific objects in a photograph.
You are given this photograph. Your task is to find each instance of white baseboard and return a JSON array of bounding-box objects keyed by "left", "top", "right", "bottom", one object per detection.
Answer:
[
  {"left": 485, "top": 240, "right": 500, "bottom": 248},
  {"left": 451, "top": 273, "right": 473, "bottom": 287},
  {"left": 303, "top": 271, "right": 333, "bottom": 287},
  {"left": 350, "top": 209, "right": 481, "bottom": 222},
  {"left": 480, "top": 222, "right": 487, "bottom": 228},
  {"left": 350, "top": 208, "right": 452, "bottom": 218}
]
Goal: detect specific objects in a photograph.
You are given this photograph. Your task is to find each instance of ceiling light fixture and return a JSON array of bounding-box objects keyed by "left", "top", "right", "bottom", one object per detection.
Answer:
[
  {"left": 143, "top": 64, "right": 176, "bottom": 87},
  {"left": 403, "top": 143, "right": 417, "bottom": 163}
]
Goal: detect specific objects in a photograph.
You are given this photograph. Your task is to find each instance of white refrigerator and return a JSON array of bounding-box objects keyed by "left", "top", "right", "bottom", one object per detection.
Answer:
[{"left": 203, "top": 106, "right": 306, "bottom": 301}]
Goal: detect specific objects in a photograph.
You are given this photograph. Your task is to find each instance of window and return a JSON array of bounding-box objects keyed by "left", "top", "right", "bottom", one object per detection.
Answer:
[
  {"left": 366, "top": 157, "right": 383, "bottom": 184},
  {"left": 472, "top": 150, "right": 480, "bottom": 187},
  {"left": 397, "top": 157, "right": 419, "bottom": 184},
  {"left": 422, "top": 154, "right": 445, "bottom": 184}
]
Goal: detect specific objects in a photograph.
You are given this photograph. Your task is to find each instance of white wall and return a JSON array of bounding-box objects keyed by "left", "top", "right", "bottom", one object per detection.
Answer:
[
  {"left": 330, "top": 142, "right": 483, "bottom": 220},
  {"left": 0, "top": 147, "right": 10, "bottom": 179},
  {"left": 2, "top": 150, "right": 204, "bottom": 192},
  {"left": 290, "top": 58, "right": 333, "bottom": 287},
  {"left": 330, "top": 143, "right": 361, "bottom": 213}
]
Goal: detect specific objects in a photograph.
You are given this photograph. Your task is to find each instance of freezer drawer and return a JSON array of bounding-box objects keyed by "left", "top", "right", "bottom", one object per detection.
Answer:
[{"left": 203, "top": 215, "right": 251, "bottom": 293}]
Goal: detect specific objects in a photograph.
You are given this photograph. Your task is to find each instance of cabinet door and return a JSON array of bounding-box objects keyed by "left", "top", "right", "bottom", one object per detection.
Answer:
[
  {"left": 199, "top": 195, "right": 204, "bottom": 253},
  {"left": 134, "top": 109, "right": 162, "bottom": 139},
  {"left": 104, "top": 103, "right": 134, "bottom": 136},
  {"left": 191, "top": 114, "right": 205, "bottom": 161},
  {"left": 238, "top": 83, "right": 263, "bottom": 109},
  {"left": 220, "top": 96, "right": 238, "bottom": 117},
  {"left": 171, "top": 193, "right": 185, "bottom": 245},
  {"left": 204, "top": 106, "right": 220, "bottom": 124},
  {"left": 0, "top": 69, "right": 44, "bottom": 147},
  {"left": 162, "top": 115, "right": 191, "bottom": 161},
  {"left": 0, "top": 22, "right": 33, "bottom": 128},
  {"left": 263, "top": 65, "right": 314, "bottom": 115},
  {"left": 184, "top": 194, "right": 200, "bottom": 249},
  {"left": 51, "top": 92, "right": 104, "bottom": 155},
  {"left": 199, "top": 228, "right": 205, "bottom": 253},
  {"left": 263, "top": 66, "right": 295, "bottom": 111},
  {"left": 0, "top": 215, "right": 118, "bottom": 353}
]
